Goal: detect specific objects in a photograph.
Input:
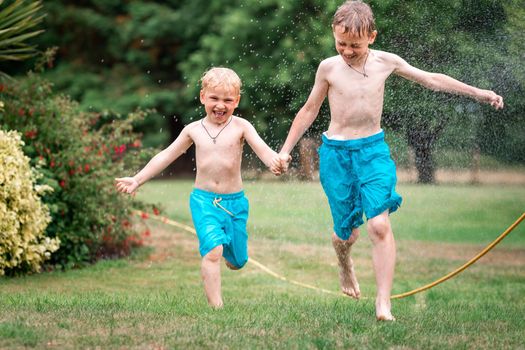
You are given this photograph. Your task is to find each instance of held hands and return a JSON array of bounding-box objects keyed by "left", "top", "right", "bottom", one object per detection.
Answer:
[
  {"left": 270, "top": 152, "right": 292, "bottom": 176},
  {"left": 115, "top": 177, "right": 139, "bottom": 194},
  {"left": 479, "top": 90, "right": 504, "bottom": 110}
]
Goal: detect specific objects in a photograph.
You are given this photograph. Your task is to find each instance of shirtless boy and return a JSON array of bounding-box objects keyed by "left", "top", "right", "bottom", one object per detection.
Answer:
[
  {"left": 278, "top": 0, "right": 503, "bottom": 320},
  {"left": 116, "top": 67, "right": 281, "bottom": 307}
]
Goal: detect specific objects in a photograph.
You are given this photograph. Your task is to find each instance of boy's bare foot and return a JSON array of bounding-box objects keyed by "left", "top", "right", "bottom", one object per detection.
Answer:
[
  {"left": 210, "top": 302, "right": 224, "bottom": 309},
  {"left": 339, "top": 257, "right": 360, "bottom": 299},
  {"left": 376, "top": 299, "right": 395, "bottom": 321}
]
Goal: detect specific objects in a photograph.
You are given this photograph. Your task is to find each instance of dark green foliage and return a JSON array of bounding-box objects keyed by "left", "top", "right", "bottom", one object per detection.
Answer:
[
  {"left": 0, "top": 73, "right": 156, "bottom": 269},
  {"left": 5, "top": 0, "right": 524, "bottom": 178},
  {"left": 0, "top": 0, "right": 45, "bottom": 71}
]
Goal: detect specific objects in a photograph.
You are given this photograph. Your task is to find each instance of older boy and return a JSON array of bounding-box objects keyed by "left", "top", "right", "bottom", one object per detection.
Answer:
[
  {"left": 278, "top": 0, "right": 503, "bottom": 320},
  {"left": 116, "top": 67, "right": 281, "bottom": 308}
]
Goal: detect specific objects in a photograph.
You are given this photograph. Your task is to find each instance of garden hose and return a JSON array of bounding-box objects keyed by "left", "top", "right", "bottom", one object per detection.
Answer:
[
  {"left": 134, "top": 210, "right": 525, "bottom": 300},
  {"left": 390, "top": 211, "right": 525, "bottom": 299}
]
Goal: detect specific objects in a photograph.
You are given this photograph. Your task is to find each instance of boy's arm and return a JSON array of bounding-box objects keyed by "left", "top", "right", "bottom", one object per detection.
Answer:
[
  {"left": 115, "top": 126, "right": 193, "bottom": 193},
  {"left": 393, "top": 54, "right": 504, "bottom": 109},
  {"left": 280, "top": 62, "right": 330, "bottom": 156},
  {"left": 241, "top": 118, "right": 279, "bottom": 169}
]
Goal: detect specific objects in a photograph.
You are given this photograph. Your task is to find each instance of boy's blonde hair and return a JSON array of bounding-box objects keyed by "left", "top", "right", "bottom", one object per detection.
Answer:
[
  {"left": 333, "top": 0, "right": 376, "bottom": 37},
  {"left": 200, "top": 67, "right": 242, "bottom": 95}
]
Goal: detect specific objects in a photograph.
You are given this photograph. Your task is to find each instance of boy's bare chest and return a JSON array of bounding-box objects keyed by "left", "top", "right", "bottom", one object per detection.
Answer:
[
  {"left": 327, "top": 67, "right": 387, "bottom": 99},
  {"left": 192, "top": 128, "right": 244, "bottom": 157}
]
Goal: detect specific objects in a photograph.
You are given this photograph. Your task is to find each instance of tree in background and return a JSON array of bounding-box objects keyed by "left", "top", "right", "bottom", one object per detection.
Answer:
[
  {"left": 7, "top": 0, "right": 524, "bottom": 183},
  {"left": 1, "top": 0, "right": 156, "bottom": 270},
  {"left": 182, "top": 0, "right": 519, "bottom": 182},
  {"left": 373, "top": 0, "right": 512, "bottom": 183}
]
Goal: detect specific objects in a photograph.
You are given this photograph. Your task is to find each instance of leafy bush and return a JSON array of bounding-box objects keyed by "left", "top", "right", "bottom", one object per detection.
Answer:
[
  {"left": 0, "top": 130, "right": 59, "bottom": 276},
  {"left": 0, "top": 74, "right": 155, "bottom": 269}
]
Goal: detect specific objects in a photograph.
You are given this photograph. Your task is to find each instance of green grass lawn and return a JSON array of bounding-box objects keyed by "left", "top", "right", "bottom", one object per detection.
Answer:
[{"left": 1, "top": 180, "right": 524, "bottom": 349}]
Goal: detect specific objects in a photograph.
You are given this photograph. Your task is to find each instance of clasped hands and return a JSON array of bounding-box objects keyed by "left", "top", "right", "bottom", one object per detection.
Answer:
[{"left": 270, "top": 153, "right": 291, "bottom": 176}]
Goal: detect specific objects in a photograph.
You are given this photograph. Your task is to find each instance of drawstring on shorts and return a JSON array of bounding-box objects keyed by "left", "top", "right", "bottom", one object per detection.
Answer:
[{"left": 213, "top": 197, "right": 235, "bottom": 217}]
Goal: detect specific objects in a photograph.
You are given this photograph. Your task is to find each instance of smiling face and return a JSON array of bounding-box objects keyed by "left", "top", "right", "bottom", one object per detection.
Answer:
[
  {"left": 200, "top": 85, "right": 240, "bottom": 125},
  {"left": 333, "top": 24, "right": 376, "bottom": 66}
]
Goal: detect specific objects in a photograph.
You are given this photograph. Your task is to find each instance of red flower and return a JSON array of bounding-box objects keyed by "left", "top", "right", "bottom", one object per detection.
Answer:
[
  {"left": 50, "top": 160, "right": 55, "bottom": 168},
  {"left": 142, "top": 230, "right": 151, "bottom": 237},
  {"left": 140, "top": 212, "right": 149, "bottom": 219},
  {"left": 24, "top": 130, "right": 37, "bottom": 139},
  {"left": 18, "top": 108, "right": 25, "bottom": 117},
  {"left": 84, "top": 164, "right": 90, "bottom": 172},
  {"left": 113, "top": 144, "right": 127, "bottom": 155},
  {"left": 153, "top": 207, "right": 160, "bottom": 216},
  {"left": 59, "top": 180, "right": 66, "bottom": 188}
]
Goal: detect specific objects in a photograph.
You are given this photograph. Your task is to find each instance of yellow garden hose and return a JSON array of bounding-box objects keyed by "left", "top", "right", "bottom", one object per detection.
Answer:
[
  {"left": 391, "top": 211, "right": 525, "bottom": 299},
  {"left": 134, "top": 210, "right": 524, "bottom": 300}
]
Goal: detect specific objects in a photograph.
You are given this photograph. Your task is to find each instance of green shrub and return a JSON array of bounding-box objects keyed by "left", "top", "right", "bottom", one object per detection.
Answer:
[
  {"left": 0, "top": 130, "right": 59, "bottom": 276},
  {"left": 0, "top": 74, "right": 155, "bottom": 269}
]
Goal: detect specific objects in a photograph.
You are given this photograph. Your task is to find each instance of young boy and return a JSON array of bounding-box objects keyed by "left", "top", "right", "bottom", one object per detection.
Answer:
[
  {"left": 277, "top": 0, "right": 504, "bottom": 321},
  {"left": 116, "top": 67, "right": 281, "bottom": 308}
]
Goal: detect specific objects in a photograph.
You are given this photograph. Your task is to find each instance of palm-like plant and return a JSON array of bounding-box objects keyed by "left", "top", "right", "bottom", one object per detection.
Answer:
[{"left": 0, "top": 0, "right": 44, "bottom": 69}]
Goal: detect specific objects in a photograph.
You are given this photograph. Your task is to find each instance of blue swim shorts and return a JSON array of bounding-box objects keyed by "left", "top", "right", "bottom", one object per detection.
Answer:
[
  {"left": 189, "top": 188, "right": 249, "bottom": 269},
  {"left": 318, "top": 130, "right": 402, "bottom": 240}
]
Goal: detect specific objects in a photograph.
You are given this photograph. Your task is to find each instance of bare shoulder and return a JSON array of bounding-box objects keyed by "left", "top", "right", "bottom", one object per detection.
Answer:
[
  {"left": 232, "top": 116, "right": 254, "bottom": 130},
  {"left": 181, "top": 120, "right": 201, "bottom": 139},
  {"left": 371, "top": 50, "right": 403, "bottom": 65},
  {"left": 184, "top": 120, "right": 201, "bottom": 132},
  {"left": 319, "top": 55, "right": 340, "bottom": 72}
]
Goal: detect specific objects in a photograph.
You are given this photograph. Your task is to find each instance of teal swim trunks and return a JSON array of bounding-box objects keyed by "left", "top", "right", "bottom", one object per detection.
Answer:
[
  {"left": 189, "top": 188, "right": 249, "bottom": 268},
  {"left": 318, "top": 130, "right": 402, "bottom": 240}
]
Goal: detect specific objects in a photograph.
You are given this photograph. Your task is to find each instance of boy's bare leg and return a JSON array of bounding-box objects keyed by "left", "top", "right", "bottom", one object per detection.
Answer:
[
  {"left": 332, "top": 229, "right": 361, "bottom": 298},
  {"left": 367, "top": 211, "right": 396, "bottom": 321},
  {"left": 201, "top": 245, "right": 224, "bottom": 308}
]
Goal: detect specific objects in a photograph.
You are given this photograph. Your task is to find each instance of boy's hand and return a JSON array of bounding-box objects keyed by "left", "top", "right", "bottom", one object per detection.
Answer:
[
  {"left": 115, "top": 177, "right": 139, "bottom": 194},
  {"left": 279, "top": 152, "right": 292, "bottom": 172},
  {"left": 479, "top": 90, "right": 504, "bottom": 110},
  {"left": 270, "top": 155, "right": 283, "bottom": 176}
]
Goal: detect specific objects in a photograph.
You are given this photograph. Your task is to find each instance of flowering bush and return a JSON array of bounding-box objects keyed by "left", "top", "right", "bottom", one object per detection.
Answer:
[
  {"left": 0, "top": 74, "right": 156, "bottom": 269},
  {"left": 0, "top": 130, "right": 60, "bottom": 276}
]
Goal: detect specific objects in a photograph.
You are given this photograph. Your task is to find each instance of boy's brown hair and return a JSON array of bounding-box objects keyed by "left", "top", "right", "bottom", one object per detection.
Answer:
[
  {"left": 332, "top": 0, "right": 376, "bottom": 37},
  {"left": 200, "top": 67, "right": 242, "bottom": 95}
]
